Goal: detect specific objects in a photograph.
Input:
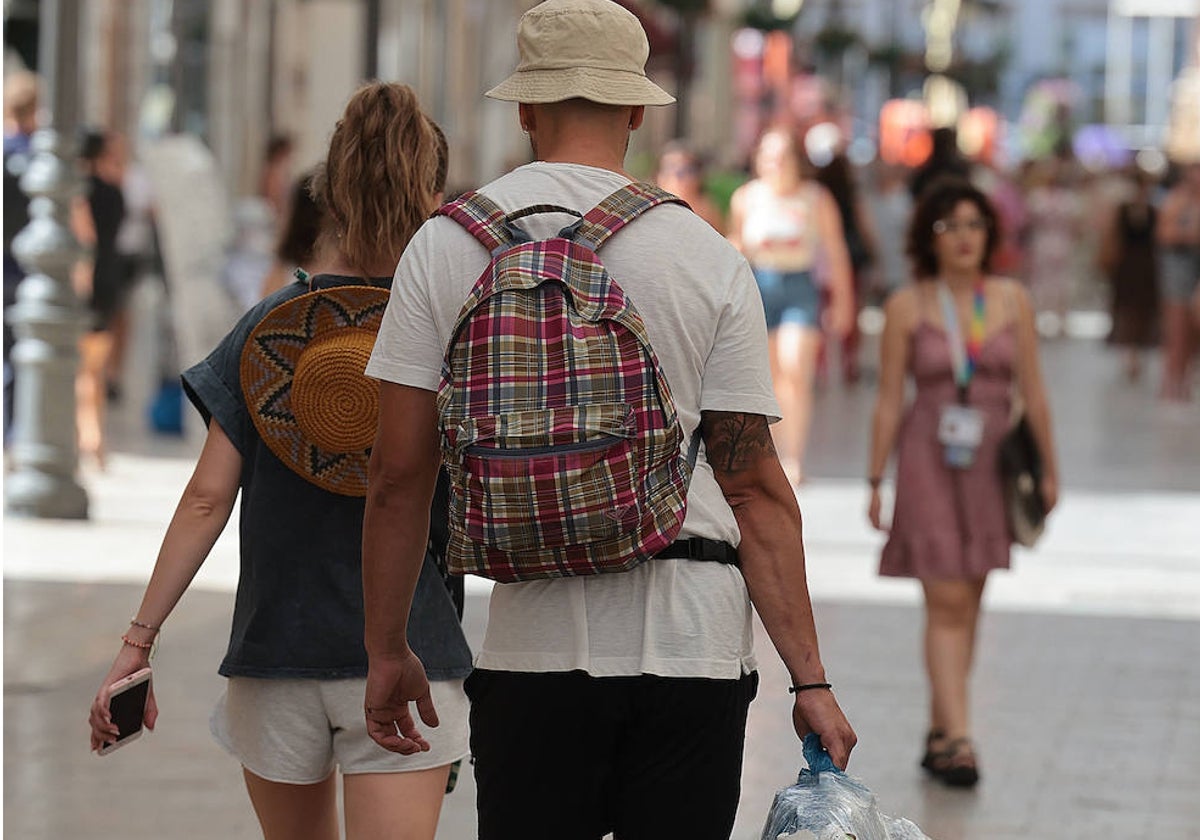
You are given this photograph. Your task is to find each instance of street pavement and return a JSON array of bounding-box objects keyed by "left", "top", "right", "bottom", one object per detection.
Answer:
[{"left": 4, "top": 292, "right": 1200, "bottom": 838}]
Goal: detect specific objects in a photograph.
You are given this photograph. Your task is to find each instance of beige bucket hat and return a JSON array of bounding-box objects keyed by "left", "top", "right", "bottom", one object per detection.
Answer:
[{"left": 486, "top": 0, "right": 675, "bottom": 107}]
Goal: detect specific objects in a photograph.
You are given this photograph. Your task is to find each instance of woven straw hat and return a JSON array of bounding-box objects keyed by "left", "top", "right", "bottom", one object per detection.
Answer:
[
  {"left": 485, "top": 0, "right": 674, "bottom": 107},
  {"left": 241, "top": 286, "right": 389, "bottom": 496}
]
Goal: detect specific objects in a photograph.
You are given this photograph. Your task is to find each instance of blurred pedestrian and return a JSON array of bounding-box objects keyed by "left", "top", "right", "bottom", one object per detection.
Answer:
[
  {"left": 654, "top": 141, "right": 724, "bottom": 231},
  {"left": 729, "top": 127, "right": 854, "bottom": 483},
  {"left": 222, "top": 135, "right": 297, "bottom": 311},
  {"left": 1100, "top": 169, "right": 1159, "bottom": 381},
  {"left": 259, "top": 170, "right": 324, "bottom": 299},
  {"left": 88, "top": 83, "right": 471, "bottom": 840},
  {"left": 260, "top": 133, "right": 296, "bottom": 221},
  {"left": 909, "top": 127, "right": 972, "bottom": 201},
  {"left": 816, "top": 151, "right": 877, "bottom": 384},
  {"left": 1025, "top": 154, "right": 1083, "bottom": 337},
  {"left": 73, "top": 129, "right": 129, "bottom": 467},
  {"left": 974, "top": 160, "right": 1028, "bottom": 280},
  {"left": 3, "top": 70, "right": 39, "bottom": 444},
  {"left": 1156, "top": 162, "right": 1200, "bottom": 401},
  {"left": 866, "top": 161, "right": 913, "bottom": 301},
  {"left": 360, "top": 2, "right": 856, "bottom": 837},
  {"left": 866, "top": 178, "right": 1059, "bottom": 789},
  {"left": 110, "top": 145, "right": 162, "bottom": 402}
]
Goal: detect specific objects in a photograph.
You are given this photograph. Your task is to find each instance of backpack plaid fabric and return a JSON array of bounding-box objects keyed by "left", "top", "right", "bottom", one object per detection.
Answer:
[{"left": 435, "top": 183, "right": 696, "bottom": 582}]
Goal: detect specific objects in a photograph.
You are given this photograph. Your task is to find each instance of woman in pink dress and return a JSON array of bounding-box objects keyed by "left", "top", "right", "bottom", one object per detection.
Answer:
[{"left": 866, "top": 179, "right": 1059, "bottom": 787}]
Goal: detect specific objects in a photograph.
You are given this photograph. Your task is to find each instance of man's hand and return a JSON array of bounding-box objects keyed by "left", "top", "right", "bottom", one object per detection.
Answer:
[
  {"left": 791, "top": 689, "right": 857, "bottom": 770},
  {"left": 364, "top": 647, "right": 439, "bottom": 755}
]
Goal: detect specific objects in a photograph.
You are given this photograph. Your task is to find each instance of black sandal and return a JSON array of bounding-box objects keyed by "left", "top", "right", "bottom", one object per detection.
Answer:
[
  {"left": 925, "top": 737, "right": 980, "bottom": 788},
  {"left": 919, "top": 729, "right": 946, "bottom": 771}
]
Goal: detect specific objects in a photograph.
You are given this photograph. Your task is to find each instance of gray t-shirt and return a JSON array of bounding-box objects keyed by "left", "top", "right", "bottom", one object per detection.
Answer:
[{"left": 367, "top": 162, "right": 780, "bottom": 679}]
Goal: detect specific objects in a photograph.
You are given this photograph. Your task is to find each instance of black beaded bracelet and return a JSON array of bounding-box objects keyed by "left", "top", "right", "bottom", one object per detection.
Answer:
[{"left": 788, "top": 682, "right": 833, "bottom": 694}]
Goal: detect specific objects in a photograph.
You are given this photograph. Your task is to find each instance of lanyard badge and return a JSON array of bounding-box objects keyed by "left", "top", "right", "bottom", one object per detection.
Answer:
[{"left": 937, "top": 283, "right": 986, "bottom": 468}]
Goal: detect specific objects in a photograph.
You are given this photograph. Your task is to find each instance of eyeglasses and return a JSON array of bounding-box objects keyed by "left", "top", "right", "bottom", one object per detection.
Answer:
[{"left": 933, "top": 218, "right": 988, "bottom": 235}]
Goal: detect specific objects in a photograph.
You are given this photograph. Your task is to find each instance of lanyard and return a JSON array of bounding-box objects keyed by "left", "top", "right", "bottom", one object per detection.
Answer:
[{"left": 937, "top": 282, "right": 986, "bottom": 399}]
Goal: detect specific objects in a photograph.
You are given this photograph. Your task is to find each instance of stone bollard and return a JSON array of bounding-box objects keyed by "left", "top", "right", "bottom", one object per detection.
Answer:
[{"left": 5, "top": 128, "right": 90, "bottom": 519}]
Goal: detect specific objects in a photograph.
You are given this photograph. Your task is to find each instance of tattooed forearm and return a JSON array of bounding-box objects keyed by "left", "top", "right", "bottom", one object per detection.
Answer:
[{"left": 700, "top": 411, "right": 776, "bottom": 474}]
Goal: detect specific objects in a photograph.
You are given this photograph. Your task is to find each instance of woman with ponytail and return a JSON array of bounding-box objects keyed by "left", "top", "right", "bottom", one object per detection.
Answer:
[{"left": 88, "top": 83, "right": 470, "bottom": 839}]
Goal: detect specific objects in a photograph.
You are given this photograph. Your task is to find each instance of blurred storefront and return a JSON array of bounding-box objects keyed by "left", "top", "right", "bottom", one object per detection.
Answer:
[
  {"left": 49, "top": 0, "right": 745, "bottom": 196},
  {"left": 11, "top": 0, "right": 1198, "bottom": 189}
]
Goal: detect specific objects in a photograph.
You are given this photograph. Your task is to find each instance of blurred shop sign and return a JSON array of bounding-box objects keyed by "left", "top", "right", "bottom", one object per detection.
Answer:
[
  {"left": 879, "top": 99, "right": 932, "bottom": 167},
  {"left": 1114, "top": 0, "right": 1199, "bottom": 14}
]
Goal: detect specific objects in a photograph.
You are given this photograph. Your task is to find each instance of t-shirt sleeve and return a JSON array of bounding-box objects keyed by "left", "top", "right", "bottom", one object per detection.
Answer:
[
  {"left": 699, "top": 259, "right": 782, "bottom": 423},
  {"left": 365, "top": 225, "right": 445, "bottom": 391},
  {"left": 180, "top": 299, "right": 273, "bottom": 457}
]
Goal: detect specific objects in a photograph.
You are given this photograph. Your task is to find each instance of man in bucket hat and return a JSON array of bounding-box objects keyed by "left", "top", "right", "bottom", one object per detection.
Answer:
[{"left": 361, "top": 1, "right": 856, "bottom": 837}]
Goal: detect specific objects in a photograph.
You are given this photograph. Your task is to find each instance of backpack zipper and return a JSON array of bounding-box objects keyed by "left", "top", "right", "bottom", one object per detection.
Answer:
[{"left": 465, "top": 436, "right": 621, "bottom": 459}]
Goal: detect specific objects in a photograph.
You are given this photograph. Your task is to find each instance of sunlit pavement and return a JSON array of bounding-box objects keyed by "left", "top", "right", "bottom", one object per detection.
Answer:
[{"left": 5, "top": 305, "right": 1199, "bottom": 838}]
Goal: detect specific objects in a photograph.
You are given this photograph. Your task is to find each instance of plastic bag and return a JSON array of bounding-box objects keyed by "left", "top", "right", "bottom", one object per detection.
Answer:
[{"left": 761, "top": 734, "right": 931, "bottom": 840}]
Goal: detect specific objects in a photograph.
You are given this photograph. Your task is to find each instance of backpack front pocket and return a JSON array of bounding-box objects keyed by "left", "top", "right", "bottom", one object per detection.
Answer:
[{"left": 453, "top": 403, "right": 640, "bottom": 552}]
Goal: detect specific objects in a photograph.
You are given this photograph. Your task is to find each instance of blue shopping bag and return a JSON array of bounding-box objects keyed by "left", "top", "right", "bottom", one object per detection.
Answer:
[{"left": 761, "top": 734, "right": 930, "bottom": 840}]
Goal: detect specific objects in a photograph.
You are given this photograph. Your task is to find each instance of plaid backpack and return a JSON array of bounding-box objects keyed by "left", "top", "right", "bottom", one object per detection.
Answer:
[{"left": 435, "top": 183, "right": 698, "bottom": 582}]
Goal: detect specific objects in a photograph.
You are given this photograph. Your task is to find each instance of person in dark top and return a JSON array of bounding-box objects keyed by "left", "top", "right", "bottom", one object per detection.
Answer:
[
  {"left": 909, "top": 127, "right": 973, "bottom": 202},
  {"left": 88, "top": 83, "right": 470, "bottom": 840},
  {"left": 1101, "top": 169, "right": 1160, "bottom": 381},
  {"left": 817, "top": 152, "right": 878, "bottom": 384},
  {"left": 73, "top": 130, "right": 128, "bottom": 466}
]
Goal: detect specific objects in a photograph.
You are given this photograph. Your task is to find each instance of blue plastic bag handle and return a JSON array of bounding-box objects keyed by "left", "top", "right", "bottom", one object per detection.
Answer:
[{"left": 802, "top": 732, "right": 840, "bottom": 776}]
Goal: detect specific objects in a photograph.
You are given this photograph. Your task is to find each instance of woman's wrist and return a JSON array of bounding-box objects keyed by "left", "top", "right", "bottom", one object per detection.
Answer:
[{"left": 868, "top": 475, "right": 883, "bottom": 490}]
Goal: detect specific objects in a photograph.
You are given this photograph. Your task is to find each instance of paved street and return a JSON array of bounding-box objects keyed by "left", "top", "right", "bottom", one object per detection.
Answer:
[{"left": 4, "top": 297, "right": 1200, "bottom": 838}]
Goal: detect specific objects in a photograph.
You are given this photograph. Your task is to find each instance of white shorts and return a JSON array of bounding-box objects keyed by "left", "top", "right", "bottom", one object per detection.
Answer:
[{"left": 210, "top": 676, "right": 469, "bottom": 784}]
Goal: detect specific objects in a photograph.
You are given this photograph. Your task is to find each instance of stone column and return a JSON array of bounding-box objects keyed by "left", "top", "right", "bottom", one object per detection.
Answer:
[{"left": 6, "top": 0, "right": 90, "bottom": 519}]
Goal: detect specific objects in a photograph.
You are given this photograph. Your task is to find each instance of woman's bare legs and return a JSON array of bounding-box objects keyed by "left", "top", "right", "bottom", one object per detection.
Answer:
[
  {"left": 1161, "top": 301, "right": 1193, "bottom": 401},
  {"left": 770, "top": 324, "right": 822, "bottom": 484},
  {"left": 343, "top": 766, "right": 450, "bottom": 840},
  {"left": 921, "top": 577, "right": 987, "bottom": 741},
  {"left": 76, "top": 331, "right": 112, "bottom": 469},
  {"left": 242, "top": 768, "right": 340, "bottom": 840}
]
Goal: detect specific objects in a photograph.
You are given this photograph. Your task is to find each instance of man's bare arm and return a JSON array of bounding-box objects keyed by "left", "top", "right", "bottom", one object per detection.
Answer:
[
  {"left": 361, "top": 382, "right": 443, "bottom": 754},
  {"left": 701, "top": 410, "right": 857, "bottom": 766}
]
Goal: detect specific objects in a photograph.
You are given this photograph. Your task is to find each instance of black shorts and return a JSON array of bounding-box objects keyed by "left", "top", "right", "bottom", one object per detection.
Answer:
[{"left": 464, "top": 668, "right": 759, "bottom": 840}]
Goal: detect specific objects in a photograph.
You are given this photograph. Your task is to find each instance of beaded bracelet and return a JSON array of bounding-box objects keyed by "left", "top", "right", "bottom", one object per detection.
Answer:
[
  {"left": 121, "top": 633, "right": 158, "bottom": 660},
  {"left": 788, "top": 682, "right": 833, "bottom": 694},
  {"left": 129, "top": 618, "right": 160, "bottom": 632}
]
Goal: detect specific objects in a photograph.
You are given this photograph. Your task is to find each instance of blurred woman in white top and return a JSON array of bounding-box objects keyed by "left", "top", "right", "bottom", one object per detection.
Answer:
[{"left": 729, "top": 127, "right": 854, "bottom": 483}]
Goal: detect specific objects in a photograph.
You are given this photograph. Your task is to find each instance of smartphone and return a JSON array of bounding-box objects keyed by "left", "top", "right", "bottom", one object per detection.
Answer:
[{"left": 97, "top": 667, "right": 152, "bottom": 756}]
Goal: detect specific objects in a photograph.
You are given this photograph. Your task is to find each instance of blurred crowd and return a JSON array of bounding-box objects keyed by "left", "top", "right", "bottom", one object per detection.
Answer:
[
  {"left": 1, "top": 0, "right": 1195, "bottom": 828},
  {"left": 4, "top": 70, "right": 1199, "bottom": 470}
]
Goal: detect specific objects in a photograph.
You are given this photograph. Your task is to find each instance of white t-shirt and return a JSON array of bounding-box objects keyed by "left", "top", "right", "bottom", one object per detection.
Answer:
[{"left": 366, "top": 162, "right": 780, "bottom": 679}]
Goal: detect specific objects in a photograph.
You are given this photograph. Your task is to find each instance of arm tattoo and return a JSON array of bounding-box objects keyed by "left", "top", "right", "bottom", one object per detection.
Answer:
[{"left": 700, "top": 411, "right": 776, "bottom": 474}]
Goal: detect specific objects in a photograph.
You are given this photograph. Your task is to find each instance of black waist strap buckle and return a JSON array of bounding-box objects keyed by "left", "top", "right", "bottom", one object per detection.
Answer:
[{"left": 657, "top": 537, "right": 739, "bottom": 566}]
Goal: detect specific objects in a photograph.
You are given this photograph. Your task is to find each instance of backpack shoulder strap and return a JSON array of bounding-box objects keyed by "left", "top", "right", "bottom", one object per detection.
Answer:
[
  {"left": 570, "top": 182, "right": 690, "bottom": 252},
  {"left": 435, "top": 191, "right": 517, "bottom": 255}
]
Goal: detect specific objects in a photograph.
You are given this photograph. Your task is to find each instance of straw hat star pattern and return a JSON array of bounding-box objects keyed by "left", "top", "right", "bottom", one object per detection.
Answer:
[{"left": 241, "top": 286, "right": 389, "bottom": 496}]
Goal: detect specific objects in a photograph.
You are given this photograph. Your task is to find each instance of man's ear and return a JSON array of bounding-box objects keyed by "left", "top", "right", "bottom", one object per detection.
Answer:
[
  {"left": 518, "top": 103, "right": 536, "bottom": 133},
  {"left": 628, "top": 106, "right": 646, "bottom": 131}
]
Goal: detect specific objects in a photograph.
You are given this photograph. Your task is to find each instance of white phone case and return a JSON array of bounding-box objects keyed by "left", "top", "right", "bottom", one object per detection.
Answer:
[{"left": 97, "top": 668, "right": 152, "bottom": 756}]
